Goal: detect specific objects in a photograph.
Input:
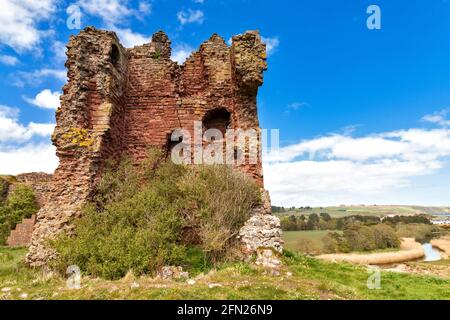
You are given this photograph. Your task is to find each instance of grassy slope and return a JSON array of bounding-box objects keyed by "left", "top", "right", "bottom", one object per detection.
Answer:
[{"left": 1, "top": 247, "right": 449, "bottom": 300}]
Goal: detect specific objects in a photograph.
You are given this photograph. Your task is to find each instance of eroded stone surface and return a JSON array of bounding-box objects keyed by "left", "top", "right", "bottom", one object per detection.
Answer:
[{"left": 238, "top": 214, "right": 284, "bottom": 254}]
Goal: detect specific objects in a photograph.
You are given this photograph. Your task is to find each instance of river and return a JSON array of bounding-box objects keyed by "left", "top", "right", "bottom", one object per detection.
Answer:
[{"left": 422, "top": 243, "right": 442, "bottom": 262}]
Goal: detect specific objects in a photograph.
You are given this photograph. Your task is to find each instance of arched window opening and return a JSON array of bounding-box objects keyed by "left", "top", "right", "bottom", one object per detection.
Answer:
[
  {"left": 110, "top": 44, "right": 120, "bottom": 67},
  {"left": 202, "top": 108, "right": 231, "bottom": 136}
]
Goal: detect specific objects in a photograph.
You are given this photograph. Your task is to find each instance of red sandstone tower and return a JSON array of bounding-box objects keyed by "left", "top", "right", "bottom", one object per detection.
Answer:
[{"left": 26, "top": 27, "right": 281, "bottom": 267}]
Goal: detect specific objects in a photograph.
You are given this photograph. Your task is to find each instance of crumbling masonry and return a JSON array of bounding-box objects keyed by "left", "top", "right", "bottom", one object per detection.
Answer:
[{"left": 26, "top": 27, "right": 282, "bottom": 267}]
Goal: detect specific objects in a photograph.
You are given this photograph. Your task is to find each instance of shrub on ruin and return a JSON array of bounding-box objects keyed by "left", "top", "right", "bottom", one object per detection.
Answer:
[
  {"left": 52, "top": 150, "right": 260, "bottom": 279},
  {"left": 0, "top": 185, "right": 39, "bottom": 245},
  {"left": 178, "top": 165, "right": 260, "bottom": 263}
]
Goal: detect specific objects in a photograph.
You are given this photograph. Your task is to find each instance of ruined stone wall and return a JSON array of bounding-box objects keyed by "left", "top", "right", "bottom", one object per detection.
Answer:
[
  {"left": 15, "top": 173, "right": 53, "bottom": 207},
  {"left": 122, "top": 31, "right": 266, "bottom": 185},
  {"left": 26, "top": 27, "right": 276, "bottom": 267},
  {"left": 7, "top": 215, "right": 36, "bottom": 248},
  {"left": 27, "top": 28, "right": 129, "bottom": 266}
]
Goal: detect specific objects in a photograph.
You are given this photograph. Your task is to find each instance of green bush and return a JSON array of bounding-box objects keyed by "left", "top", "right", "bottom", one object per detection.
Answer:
[
  {"left": 0, "top": 184, "right": 39, "bottom": 245},
  {"left": 344, "top": 225, "right": 377, "bottom": 251},
  {"left": 52, "top": 150, "right": 260, "bottom": 279},
  {"left": 396, "top": 223, "right": 439, "bottom": 243},
  {"left": 323, "top": 232, "right": 350, "bottom": 253},
  {"left": 372, "top": 224, "right": 400, "bottom": 249},
  {"left": 179, "top": 165, "right": 260, "bottom": 262},
  {"left": 323, "top": 223, "right": 400, "bottom": 253}
]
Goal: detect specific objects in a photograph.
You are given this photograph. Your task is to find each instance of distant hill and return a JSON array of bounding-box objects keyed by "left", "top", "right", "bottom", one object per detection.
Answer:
[{"left": 273, "top": 205, "right": 450, "bottom": 218}]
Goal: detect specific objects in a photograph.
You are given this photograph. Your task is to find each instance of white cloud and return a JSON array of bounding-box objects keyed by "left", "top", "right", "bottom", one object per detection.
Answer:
[
  {"left": 0, "top": 0, "right": 57, "bottom": 51},
  {"left": 77, "top": 0, "right": 151, "bottom": 25},
  {"left": 138, "top": 1, "right": 152, "bottom": 15},
  {"left": 171, "top": 43, "right": 195, "bottom": 64},
  {"left": 12, "top": 68, "right": 67, "bottom": 87},
  {"left": 76, "top": 1, "right": 151, "bottom": 48},
  {"left": 0, "top": 54, "right": 19, "bottom": 66},
  {"left": 0, "top": 105, "right": 55, "bottom": 143},
  {"left": 24, "top": 89, "right": 61, "bottom": 110},
  {"left": 0, "top": 143, "right": 58, "bottom": 175},
  {"left": 78, "top": 0, "right": 132, "bottom": 25},
  {"left": 51, "top": 41, "right": 67, "bottom": 62},
  {"left": 27, "top": 122, "right": 56, "bottom": 137},
  {"left": 112, "top": 27, "right": 151, "bottom": 48},
  {"left": 264, "top": 114, "right": 450, "bottom": 207},
  {"left": 177, "top": 9, "right": 204, "bottom": 25},
  {"left": 422, "top": 109, "right": 450, "bottom": 127},
  {"left": 261, "top": 36, "right": 279, "bottom": 56},
  {"left": 0, "top": 105, "right": 57, "bottom": 174},
  {"left": 287, "top": 102, "right": 309, "bottom": 111}
]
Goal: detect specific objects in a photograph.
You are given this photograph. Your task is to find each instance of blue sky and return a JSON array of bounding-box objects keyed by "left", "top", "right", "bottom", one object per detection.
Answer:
[{"left": 1, "top": 0, "right": 450, "bottom": 207}]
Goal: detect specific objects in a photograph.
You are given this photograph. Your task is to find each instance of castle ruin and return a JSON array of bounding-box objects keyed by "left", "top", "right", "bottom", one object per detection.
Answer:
[{"left": 26, "top": 27, "right": 282, "bottom": 267}]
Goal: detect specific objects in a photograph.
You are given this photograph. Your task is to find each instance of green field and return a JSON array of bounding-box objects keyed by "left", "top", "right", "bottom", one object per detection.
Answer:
[
  {"left": 282, "top": 230, "right": 334, "bottom": 253},
  {"left": 2, "top": 247, "right": 450, "bottom": 300},
  {"left": 275, "top": 205, "right": 450, "bottom": 219}
]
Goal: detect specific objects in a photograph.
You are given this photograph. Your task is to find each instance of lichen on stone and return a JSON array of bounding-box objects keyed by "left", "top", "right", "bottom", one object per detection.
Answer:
[{"left": 61, "top": 127, "right": 95, "bottom": 148}]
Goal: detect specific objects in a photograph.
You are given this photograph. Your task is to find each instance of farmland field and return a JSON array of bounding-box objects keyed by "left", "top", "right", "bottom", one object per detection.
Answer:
[
  {"left": 282, "top": 230, "right": 337, "bottom": 253},
  {"left": 275, "top": 205, "right": 450, "bottom": 219}
]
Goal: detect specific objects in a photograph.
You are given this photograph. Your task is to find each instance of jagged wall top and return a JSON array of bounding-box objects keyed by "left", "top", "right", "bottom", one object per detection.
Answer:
[{"left": 65, "top": 26, "right": 267, "bottom": 87}]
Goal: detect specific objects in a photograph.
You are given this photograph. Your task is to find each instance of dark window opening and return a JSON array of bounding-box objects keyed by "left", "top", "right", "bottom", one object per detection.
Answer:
[
  {"left": 202, "top": 108, "right": 231, "bottom": 136},
  {"left": 110, "top": 44, "right": 120, "bottom": 67}
]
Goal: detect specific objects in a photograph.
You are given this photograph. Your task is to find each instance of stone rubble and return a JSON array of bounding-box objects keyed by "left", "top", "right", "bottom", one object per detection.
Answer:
[
  {"left": 156, "top": 266, "right": 189, "bottom": 280},
  {"left": 238, "top": 214, "right": 284, "bottom": 254},
  {"left": 254, "top": 248, "right": 283, "bottom": 276}
]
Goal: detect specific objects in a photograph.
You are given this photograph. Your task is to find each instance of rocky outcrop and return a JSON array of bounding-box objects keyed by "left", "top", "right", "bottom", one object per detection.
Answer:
[
  {"left": 238, "top": 189, "right": 283, "bottom": 255},
  {"left": 238, "top": 214, "right": 284, "bottom": 254}
]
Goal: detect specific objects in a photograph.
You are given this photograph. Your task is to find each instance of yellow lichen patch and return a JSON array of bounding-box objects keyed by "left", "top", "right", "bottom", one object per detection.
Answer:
[
  {"left": 61, "top": 128, "right": 95, "bottom": 149},
  {"left": 260, "top": 51, "right": 267, "bottom": 60}
]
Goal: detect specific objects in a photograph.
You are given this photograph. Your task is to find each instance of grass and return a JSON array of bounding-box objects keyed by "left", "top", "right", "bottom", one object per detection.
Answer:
[
  {"left": 282, "top": 230, "right": 334, "bottom": 252},
  {"left": 1, "top": 247, "right": 450, "bottom": 300}
]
